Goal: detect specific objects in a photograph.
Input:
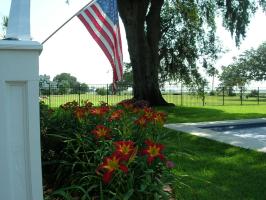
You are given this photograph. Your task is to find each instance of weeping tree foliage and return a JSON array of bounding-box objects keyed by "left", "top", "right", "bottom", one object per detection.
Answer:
[
  {"left": 238, "top": 42, "right": 266, "bottom": 81},
  {"left": 219, "top": 64, "right": 249, "bottom": 88},
  {"left": 117, "top": 0, "right": 265, "bottom": 105},
  {"left": 219, "top": 41, "right": 266, "bottom": 87},
  {"left": 159, "top": 0, "right": 222, "bottom": 90}
]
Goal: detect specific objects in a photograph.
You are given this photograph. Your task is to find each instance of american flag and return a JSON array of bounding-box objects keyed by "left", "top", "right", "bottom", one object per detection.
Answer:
[{"left": 77, "top": 0, "right": 123, "bottom": 83}]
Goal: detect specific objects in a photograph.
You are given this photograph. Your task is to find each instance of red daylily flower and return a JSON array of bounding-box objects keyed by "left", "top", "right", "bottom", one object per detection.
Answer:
[
  {"left": 109, "top": 109, "right": 124, "bottom": 121},
  {"left": 132, "top": 107, "right": 141, "bottom": 113},
  {"left": 114, "top": 141, "right": 135, "bottom": 161},
  {"left": 118, "top": 101, "right": 134, "bottom": 110},
  {"left": 142, "top": 140, "right": 165, "bottom": 165},
  {"left": 74, "top": 107, "right": 86, "bottom": 119},
  {"left": 60, "top": 101, "right": 79, "bottom": 110},
  {"left": 134, "top": 116, "right": 148, "bottom": 127},
  {"left": 90, "top": 107, "right": 103, "bottom": 115},
  {"left": 91, "top": 125, "right": 111, "bottom": 139},
  {"left": 143, "top": 107, "right": 154, "bottom": 120},
  {"left": 90, "top": 106, "right": 109, "bottom": 116},
  {"left": 98, "top": 154, "right": 128, "bottom": 183},
  {"left": 153, "top": 111, "right": 166, "bottom": 124}
]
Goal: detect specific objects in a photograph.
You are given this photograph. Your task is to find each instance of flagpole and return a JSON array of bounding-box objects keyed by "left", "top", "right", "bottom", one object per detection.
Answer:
[{"left": 41, "top": 0, "right": 94, "bottom": 45}]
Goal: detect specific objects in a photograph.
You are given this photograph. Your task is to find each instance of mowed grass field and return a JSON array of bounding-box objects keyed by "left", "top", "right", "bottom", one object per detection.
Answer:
[
  {"left": 158, "top": 105, "right": 266, "bottom": 123},
  {"left": 163, "top": 129, "right": 266, "bottom": 200},
  {"left": 40, "top": 94, "right": 266, "bottom": 199},
  {"left": 156, "top": 105, "right": 266, "bottom": 199},
  {"left": 40, "top": 93, "right": 266, "bottom": 107}
]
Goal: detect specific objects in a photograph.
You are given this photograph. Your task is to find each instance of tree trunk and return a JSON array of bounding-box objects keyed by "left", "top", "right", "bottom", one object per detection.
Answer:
[{"left": 118, "top": 0, "right": 169, "bottom": 106}]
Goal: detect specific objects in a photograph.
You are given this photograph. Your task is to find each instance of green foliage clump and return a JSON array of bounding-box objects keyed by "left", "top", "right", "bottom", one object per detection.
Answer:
[
  {"left": 41, "top": 100, "right": 176, "bottom": 200},
  {"left": 247, "top": 89, "right": 259, "bottom": 98},
  {"left": 219, "top": 42, "right": 266, "bottom": 88},
  {"left": 95, "top": 87, "right": 107, "bottom": 96}
]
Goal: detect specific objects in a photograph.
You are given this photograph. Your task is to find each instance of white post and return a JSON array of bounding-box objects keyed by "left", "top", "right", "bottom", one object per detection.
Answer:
[{"left": 0, "top": 0, "right": 44, "bottom": 199}]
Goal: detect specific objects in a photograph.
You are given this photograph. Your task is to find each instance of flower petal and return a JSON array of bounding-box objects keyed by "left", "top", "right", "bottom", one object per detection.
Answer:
[
  {"left": 119, "top": 164, "right": 128, "bottom": 173},
  {"left": 103, "top": 170, "right": 114, "bottom": 184}
]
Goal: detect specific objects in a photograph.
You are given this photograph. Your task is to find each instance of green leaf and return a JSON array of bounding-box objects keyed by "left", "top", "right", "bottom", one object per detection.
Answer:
[
  {"left": 122, "top": 189, "right": 134, "bottom": 200},
  {"left": 50, "top": 189, "right": 73, "bottom": 200}
]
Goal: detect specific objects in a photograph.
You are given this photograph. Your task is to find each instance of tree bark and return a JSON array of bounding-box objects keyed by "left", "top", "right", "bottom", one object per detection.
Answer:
[{"left": 118, "top": 0, "right": 169, "bottom": 106}]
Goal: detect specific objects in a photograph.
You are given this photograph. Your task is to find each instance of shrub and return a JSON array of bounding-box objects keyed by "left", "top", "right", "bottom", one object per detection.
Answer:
[
  {"left": 247, "top": 89, "right": 259, "bottom": 97},
  {"left": 95, "top": 87, "right": 107, "bottom": 95},
  {"left": 209, "top": 91, "right": 215, "bottom": 96},
  {"left": 41, "top": 100, "right": 175, "bottom": 199}
]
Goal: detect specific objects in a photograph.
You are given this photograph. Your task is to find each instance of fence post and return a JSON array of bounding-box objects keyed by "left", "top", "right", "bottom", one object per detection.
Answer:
[
  {"left": 78, "top": 84, "right": 81, "bottom": 106},
  {"left": 222, "top": 87, "right": 225, "bottom": 106},
  {"left": 49, "top": 82, "right": 51, "bottom": 107},
  {"left": 106, "top": 84, "right": 109, "bottom": 104},
  {"left": 202, "top": 85, "right": 205, "bottom": 106},
  {"left": 258, "top": 87, "right": 260, "bottom": 105},
  {"left": 240, "top": 87, "right": 243, "bottom": 105},
  {"left": 181, "top": 82, "right": 183, "bottom": 106}
]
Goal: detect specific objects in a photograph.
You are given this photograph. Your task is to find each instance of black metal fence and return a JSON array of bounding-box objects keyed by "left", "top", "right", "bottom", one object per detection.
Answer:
[{"left": 39, "top": 84, "right": 266, "bottom": 107}]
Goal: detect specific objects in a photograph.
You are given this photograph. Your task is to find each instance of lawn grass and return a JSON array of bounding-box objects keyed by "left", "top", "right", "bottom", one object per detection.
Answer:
[
  {"left": 41, "top": 93, "right": 266, "bottom": 108},
  {"left": 163, "top": 130, "right": 266, "bottom": 199},
  {"left": 155, "top": 105, "right": 266, "bottom": 199},
  {"left": 157, "top": 105, "right": 266, "bottom": 123}
]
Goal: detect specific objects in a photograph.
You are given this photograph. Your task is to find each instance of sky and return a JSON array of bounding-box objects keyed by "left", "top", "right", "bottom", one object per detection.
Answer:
[{"left": 0, "top": 0, "right": 266, "bottom": 87}]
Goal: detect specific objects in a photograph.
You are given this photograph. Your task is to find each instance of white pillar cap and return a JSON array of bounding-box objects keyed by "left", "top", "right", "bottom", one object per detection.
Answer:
[{"left": 6, "top": 0, "right": 31, "bottom": 40}]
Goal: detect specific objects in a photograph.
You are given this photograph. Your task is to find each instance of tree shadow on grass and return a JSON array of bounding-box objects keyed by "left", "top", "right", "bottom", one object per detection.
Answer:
[
  {"left": 157, "top": 106, "right": 266, "bottom": 123},
  {"left": 163, "top": 130, "right": 266, "bottom": 200}
]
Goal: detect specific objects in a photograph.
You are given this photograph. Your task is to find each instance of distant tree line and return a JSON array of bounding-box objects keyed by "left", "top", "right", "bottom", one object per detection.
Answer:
[
  {"left": 39, "top": 73, "right": 89, "bottom": 95},
  {"left": 39, "top": 70, "right": 133, "bottom": 96},
  {"left": 219, "top": 42, "right": 266, "bottom": 89}
]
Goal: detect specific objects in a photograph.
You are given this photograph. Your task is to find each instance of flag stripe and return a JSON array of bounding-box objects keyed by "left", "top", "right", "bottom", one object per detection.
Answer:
[
  {"left": 78, "top": 14, "right": 118, "bottom": 81},
  {"left": 83, "top": 10, "right": 115, "bottom": 58},
  {"left": 116, "top": 27, "right": 123, "bottom": 75},
  {"left": 79, "top": 12, "right": 115, "bottom": 66},
  {"left": 82, "top": 11, "right": 120, "bottom": 80},
  {"left": 86, "top": 6, "right": 115, "bottom": 47},
  {"left": 93, "top": 3, "right": 123, "bottom": 66},
  {"left": 77, "top": 0, "right": 123, "bottom": 82},
  {"left": 114, "top": 28, "right": 122, "bottom": 79},
  {"left": 93, "top": 3, "right": 116, "bottom": 32},
  {"left": 117, "top": 27, "right": 123, "bottom": 57},
  {"left": 91, "top": 4, "right": 115, "bottom": 39},
  {"left": 92, "top": 3, "right": 123, "bottom": 79}
]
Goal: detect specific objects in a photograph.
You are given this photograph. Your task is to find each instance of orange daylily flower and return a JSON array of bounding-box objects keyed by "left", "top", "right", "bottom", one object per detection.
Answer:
[
  {"left": 114, "top": 141, "right": 135, "bottom": 161},
  {"left": 143, "top": 107, "right": 154, "bottom": 120},
  {"left": 60, "top": 101, "right": 79, "bottom": 110},
  {"left": 118, "top": 101, "right": 134, "bottom": 110},
  {"left": 153, "top": 111, "right": 166, "bottom": 124},
  {"left": 142, "top": 140, "right": 165, "bottom": 165},
  {"left": 132, "top": 107, "right": 141, "bottom": 113},
  {"left": 90, "top": 106, "right": 109, "bottom": 116},
  {"left": 91, "top": 125, "right": 111, "bottom": 139},
  {"left": 74, "top": 107, "right": 86, "bottom": 119},
  {"left": 109, "top": 109, "right": 124, "bottom": 121},
  {"left": 134, "top": 116, "right": 148, "bottom": 127},
  {"left": 98, "top": 154, "right": 128, "bottom": 183}
]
